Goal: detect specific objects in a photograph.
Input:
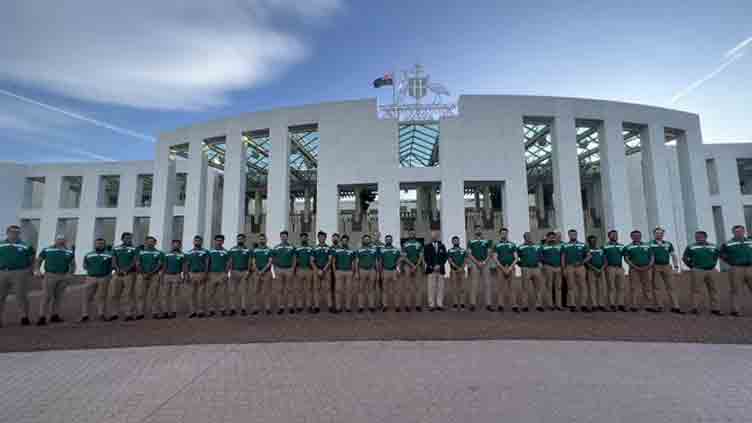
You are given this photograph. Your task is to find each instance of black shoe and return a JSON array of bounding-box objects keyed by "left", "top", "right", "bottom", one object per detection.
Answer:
[
  {"left": 452, "top": 304, "right": 459, "bottom": 310},
  {"left": 198, "top": 312, "right": 206, "bottom": 318},
  {"left": 730, "top": 311, "right": 741, "bottom": 317},
  {"left": 416, "top": 306, "right": 423, "bottom": 312},
  {"left": 580, "top": 306, "right": 589, "bottom": 312},
  {"left": 79, "top": 315, "right": 89, "bottom": 323},
  {"left": 161, "top": 312, "right": 169, "bottom": 319},
  {"left": 315, "top": 307, "right": 321, "bottom": 313},
  {"left": 135, "top": 314, "right": 145, "bottom": 320},
  {"left": 671, "top": 308, "right": 684, "bottom": 314},
  {"left": 522, "top": 307, "right": 530, "bottom": 312},
  {"left": 569, "top": 306, "right": 577, "bottom": 312},
  {"left": 469, "top": 305, "right": 476, "bottom": 312},
  {"left": 252, "top": 310, "right": 259, "bottom": 315},
  {"left": 497, "top": 307, "right": 504, "bottom": 312},
  {"left": 395, "top": 307, "right": 401, "bottom": 312},
  {"left": 20, "top": 317, "right": 31, "bottom": 326},
  {"left": 328, "top": 307, "right": 336, "bottom": 313},
  {"left": 266, "top": 310, "right": 272, "bottom": 315},
  {"left": 536, "top": 306, "right": 545, "bottom": 312},
  {"left": 600, "top": 306, "right": 609, "bottom": 312},
  {"left": 711, "top": 310, "right": 724, "bottom": 316},
  {"left": 438, "top": 306, "right": 445, "bottom": 311},
  {"left": 153, "top": 313, "right": 161, "bottom": 320},
  {"left": 654, "top": 307, "right": 665, "bottom": 313},
  {"left": 429, "top": 307, "right": 436, "bottom": 312},
  {"left": 289, "top": 309, "right": 296, "bottom": 315},
  {"left": 108, "top": 315, "right": 119, "bottom": 322},
  {"left": 460, "top": 304, "right": 466, "bottom": 309},
  {"left": 382, "top": 307, "right": 389, "bottom": 312},
  {"left": 358, "top": 308, "right": 364, "bottom": 313},
  {"left": 611, "top": 305, "right": 619, "bottom": 312},
  {"left": 207, "top": 311, "right": 215, "bottom": 317},
  {"left": 345, "top": 309, "right": 352, "bottom": 313},
  {"left": 277, "top": 309, "right": 285, "bottom": 315},
  {"left": 98, "top": 315, "right": 107, "bottom": 322},
  {"left": 630, "top": 307, "right": 639, "bottom": 312},
  {"left": 369, "top": 307, "right": 377, "bottom": 312},
  {"left": 690, "top": 308, "right": 699, "bottom": 315},
  {"left": 618, "top": 306, "right": 628, "bottom": 312},
  {"left": 229, "top": 309, "right": 237, "bottom": 316},
  {"left": 297, "top": 307, "right": 304, "bottom": 313},
  {"left": 486, "top": 305, "right": 495, "bottom": 312},
  {"left": 170, "top": 312, "right": 177, "bottom": 319},
  {"left": 36, "top": 317, "right": 47, "bottom": 326},
  {"left": 240, "top": 309, "right": 247, "bottom": 316},
  {"left": 188, "top": 313, "right": 197, "bottom": 319},
  {"left": 404, "top": 307, "right": 411, "bottom": 312},
  {"left": 220, "top": 310, "right": 227, "bottom": 316},
  {"left": 50, "top": 314, "right": 64, "bottom": 323},
  {"left": 513, "top": 307, "right": 520, "bottom": 313},
  {"left": 125, "top": 315, "right": 135, "bottom": 321}
]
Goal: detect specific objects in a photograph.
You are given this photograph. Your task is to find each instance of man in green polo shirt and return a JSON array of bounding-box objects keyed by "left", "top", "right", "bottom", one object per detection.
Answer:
[
  {"left": 683, "top": 230, "right": 722, "bottom": 315},
  {"left": 492, "top": 227, "right": 518, "bottom": 312},
  {"left": 295, "top": 233, "right": 315, "bottom": 313},
  {"left": 252, "top": 234, "right": 273, "bottom": 315},
  {"left": 271, "top": 230, "right": 296, "bottom": 314},
  {"left": 447, "top": 236, "right": 468, "bottom": 310},
  {"left": 35, "top": 234, "right": 75, "bottom": 325},
  {"left": 0, "top": 224, "right": 36, "bottom": 327},
  {"left": 721, "top": 225, "right": 752, "bottom": 316},
  {"left": 379, "top": 234, "right": 402, "bottom": 312},
  {"left": 186, "top": 236, "right": 210, "bottom": 318},
  {"left": 111, "top": 232, "right": 138, "bottom": 321},
  {"left": 227, "top": 234, "right": 252, "bottom": 316},
  {"left": 81, "top": 238, "right": 114, "bottom": 322},
  {"left": 541, "top": 231, "right": 564, "bottom": 310},
  {"left": 467, "top": 225, "right": 492, "bottom": 311},
  {"left": 584, "top": 235, "right": 606, "bottom": 312},
  {"left": 135, "top": 236, "right": 164, "bottom": 320},
  {"left": 356, "top": 234, "right": 379, "bottom": 313},
  {"left": 623, "top": 230, "right": 654, "bottom": 312},
  {"left": 603, "top": 230, "right": 626, "bottom": 311},
  {"left": 333, "top": 234, "right": 356, "bottom": 313},
  {"left": 312, "top": 231, "right": 331, "bottom": 313},
  {"left": 402, "top": 229, "right": 424, "bottom": 311},
  {"left": 650, "top": 227, "right": 682, "bottom": 313},
  {"left": 207, "top": 235, "right": 230, "bottom": 317},
  {"left": 562, "top": 229, "right": 590, "bottom": 312},
  {"left": 517, "top": 232, "right": 543, "bottom": 312},
  {"left": 161, "top": 239, "right": 184, "bottom": 319}
]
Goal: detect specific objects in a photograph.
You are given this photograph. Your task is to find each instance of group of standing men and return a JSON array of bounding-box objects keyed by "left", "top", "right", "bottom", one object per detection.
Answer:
[{"left": 2, "top": 222, "right": 752, "bottom": 327}]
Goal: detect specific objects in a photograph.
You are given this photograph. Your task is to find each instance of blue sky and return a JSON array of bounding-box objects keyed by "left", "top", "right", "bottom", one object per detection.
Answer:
[{"left": 0, "top": 0, "right": 750, "bottom": 163}]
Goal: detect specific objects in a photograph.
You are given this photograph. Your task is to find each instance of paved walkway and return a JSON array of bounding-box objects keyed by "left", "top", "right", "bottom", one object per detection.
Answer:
[{"left": 1, "top": 340, "right": 751, "bottom": 423}]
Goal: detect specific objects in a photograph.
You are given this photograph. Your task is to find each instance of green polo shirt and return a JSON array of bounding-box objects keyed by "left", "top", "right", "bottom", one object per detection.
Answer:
[
  {"left": 253, "top": 246, "right": 272, "bottom": 271},
  {"left": 468, "top": 239, "right": 490, "bottom": 261},
  {"left": 649, "top": 240, "right": 675, "bottom": 266},
  {"left": 312, "top": 244, "right": 331, "bottom": 269},
  {"left": 357, "top": 246, "right": 378, "bottom": 270},
  {"left": 185, "top": 248, "right": 210, "bottom": 273},
  {"left": 588, "top": 248, "right": 605, "bottom": 270},
  {"left": 0, "top": 240, "right": 35, "bottom": 271},
  {"left": 494, "top": 241, "right": 516, "bottom": 266},
  {"left": 683, "top": 243, "right": 719, "bottom": 270},
  {"left": 516, "top": 243, "right": 541, "bottom": 268},
  {"left": 164, "top": 250, "right": 185, "bottom": 274},
  {"left": 379, "top": 245, "right": 402, "bottom": 271},
  {"left": 208, "top": 249, "right": 230, "bottom": 273},
  {"left": 39, "top": 247, "right": 74, "bottom": 274},
  {"left": 84, "top": 250, "right": 113, "bottom": 277},
  {"left": 623, "top": 242, "right": 652, "bottom": 267},
  {"left": 228, "top": 245, "right": 252, "bottom": 271},
  {"left": 541, "top": 244, "right": 563, "bottom": 267},
  {"left": 112, "top": 244, "right": 137, "bottom": 271},
  {"left": 603, "top": 242, "right": 624, "bottom": 267},
  {"left": 720, "top": 238, "right": 752, "bottom": 266},
  {"left": 271, "top": 243, "right": 295, "bottom": 269},
  {"left": 296, "top": 244, "right": 313, "bottom": 269},
  {"left": 333, "top": 247, "right": 355, "bottom": 271},
  {"left": 138, "top": 248, "right": 164, "bottom": 273},
  {"left": 448, "top": 246, "right": 467, "bottom": 267},
  {"left": 562, "top": 241, "right": 588, "bottom": 266},
  {"left": 403, "top": 239, "right": 423, "bottom": 265}
]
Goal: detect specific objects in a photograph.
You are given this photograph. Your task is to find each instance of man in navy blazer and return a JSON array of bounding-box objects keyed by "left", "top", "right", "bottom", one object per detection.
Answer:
[{"left": 424, "top": 230, "right": 448, "bottom": 311}]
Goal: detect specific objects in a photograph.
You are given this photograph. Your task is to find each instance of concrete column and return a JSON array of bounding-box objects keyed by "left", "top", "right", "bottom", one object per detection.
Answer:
[
  {"left": 535, "top": 182, "right": 545, "bottom": 223},
  {"left": 267, "top": 125, "right": 290, "bottom": 245},
  {"left": 378, "top": 179, "right": 401, "bottom": 242},
  {"left": 304, "top": 186, "right": 312, "bottom": 223},
  {"left": 474, "top": 190, "right": 481, "bottom": 210},
  {"left": 316, "top": 182, "right": 338, "bottom": 236},
  {"left": 551, "top": 113, "right": 585, "bottom": 235},
  {"left": 255, "top": 191, "right": 263, "bottom": 222},
  {"left": 37, "top": 174, "right": 61, "bottom": 250},
  {"left": 599, "top": 119, "right": 633, "bottom": 241},
  {"left": 221, "top": 129, "right": 247, "bottom": 239},
  {"left": 182, "top": 138, "right": 207, "bottom": 245},
  {"left": 115, "top": 172, "right": 137, "bottom": 241},
  {"left": 640, "top": 124, "right": 676, "bottom": 241},
  {"left": 483, "top": 186, "right": 491, "bottom": 218},
  {"left": 500, "top": 114, "right": 531, "bottom": 243},
  {"left": 440, "top": 178, "right": 465, "bottom": 246},
  {"left": 203, "top": 171, "right": 217, "bottom": 242},
  {"left": 150, "top": 142, "right": 176, "bottom": 246},
  {"left": 715, "top": 152, "right": 744, "bottom": 242},
  {"left": 74, "top": 172, "right": 98, "bottom": 273},
  {"left": 676, "top": 124, "right": 716, "bottom": 243}
]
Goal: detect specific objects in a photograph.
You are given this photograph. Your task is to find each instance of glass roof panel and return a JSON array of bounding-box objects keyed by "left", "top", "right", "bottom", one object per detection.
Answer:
[{"left": 399, "top": 122, "right": 440, "bottom": 167}]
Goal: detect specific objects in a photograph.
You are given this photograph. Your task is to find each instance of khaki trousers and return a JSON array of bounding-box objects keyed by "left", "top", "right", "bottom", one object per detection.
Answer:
[
  {"left": 206, "top": 272, "right": 227, "bottom": 312},
  {"left": 161, "top": 273, "right": 182, "bottom": 314},
  {"left": 520, "top": 267, "right": 543, "bottom": 308},
  {"left": 496, "top": 267, "right": 518, "bottom": 308},
  {"left": 585, "top": 269, "right": 606, "bottom": 308},
  {"left": 542, "top": 265, "right": 562, "bottom": 308},
  {"left": 468, "top": 262, "right": 491, "bottom": 306},
  {"left": 360, "top": 269, "right": 378, "bottom": 309},
  {"left": 291, "top": 269, "right": 308, "bottom": 309},
  {"left": 0, "top": 269, "right": 32, "bottom": 322},
  {"left": 426, "top": 272, "right": 445, "bottom": 308},
  {"left": 382, "top": 270, "right": 400, "bottom": 307},
  {"left": 136, "top": 273, "right": 160, "bottom": 315},
  {"left": 334, "top": 270, "right": 354, "bottom": 310},
  {"left": 82, "top": 275, "right": 111, "bottom": 317},
  {"left": 691, "top": 269, "right": 720, "bottom": 311},
  {"left": 274, "top": 268, "right": 293, "bottom": 310},
  {"left": 565, "top": 265, "right": 587, "bottom": 308},
  {"left": 313, "top": 269, "right": 329, "bottom": 309},
  {"left": 40, "top": 273, "right": 70, "bottom": 318},
  {"left": 227, "top": 270, "right": 250, "bottom": 311},
  {"left": 652, "top": 265, "right": 679, "bottom": 309},
  {"left": 449, "top": 269, "right": 467, "bottom": 306},
  {"left": 629, "top": 268, "right": 653, "bottom": 309},
  {"left": 404, "top": 265, "right": 424, "bottom": 308},
  {"left": 109, "top": 272, "right": 137, "bottom": 316},
  {"left": 188, "top": 272, "right": 207, "bottom": 313},
  {"left": 605, "top": 266, "right": 626, "bottom": 307},
  {"left": 254, "top": 270, "right": 273, "bottom": 311},
  {"left": 729, "top": 265, "right": 752, "bottom": 313}
]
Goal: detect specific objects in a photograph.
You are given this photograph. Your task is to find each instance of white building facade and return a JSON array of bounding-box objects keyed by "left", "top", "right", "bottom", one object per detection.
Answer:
[{"left": 3, "top": 95, "right": 752, "bottom": 273}]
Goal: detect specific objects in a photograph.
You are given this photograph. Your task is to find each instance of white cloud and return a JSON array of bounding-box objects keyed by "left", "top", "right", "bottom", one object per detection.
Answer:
[{"left": 0, "top": 1, "right": 341, "bottom": 110}]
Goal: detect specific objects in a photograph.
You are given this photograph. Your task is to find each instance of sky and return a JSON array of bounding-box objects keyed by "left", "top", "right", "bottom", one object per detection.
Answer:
[{"left": 0, "top": 0, "right": 750, "bottom": 163}]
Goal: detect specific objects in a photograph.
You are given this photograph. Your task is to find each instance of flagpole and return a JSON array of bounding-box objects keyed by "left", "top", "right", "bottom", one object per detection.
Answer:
[{"left": 392, "top": 68, "right": 397, "bottom": 120}]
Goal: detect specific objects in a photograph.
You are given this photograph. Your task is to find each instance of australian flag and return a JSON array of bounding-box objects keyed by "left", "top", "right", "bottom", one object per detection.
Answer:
[{"left": 373, "top": 73, "right": 393, "bottom": 88}]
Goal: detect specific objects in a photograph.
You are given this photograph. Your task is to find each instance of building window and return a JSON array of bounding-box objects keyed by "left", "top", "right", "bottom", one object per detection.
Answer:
[
  {"left": 59, "top": 176, "right": 83, "bottom": 208},
  {"left": 133, "top": 217, "right": 150, "bottom": 247},
  {"left": 737, "top": 159, "right": 752, "bottom": 195},
  {"left": 136, "top": 174, "right": 153, "bottom": 207},
  {"left": 94, "top": 218, "right": 116, "bottom": 250},
  {"left": 19, "top": 219, "right": 40, "bottom": 251},
  {"left": 98, "top": 175, "right": 120, "bottom": 208},
  {"left": 399, "top": 122, "right": 440, "bottom": 168},
  {"left": 744, "top": 206, "right": 752, "bottom": 235},
  {"left": 706, "top": 159, "right": 719, "bottom": 195},
  {"left": 176, "top": 173, "right": 187, "bottom": 206},
  {"left": 55, "top": 218, "right": 79, "bottom": 249},
  {"left": 23, "top": 177, "right": 45, "bottom": 209}
]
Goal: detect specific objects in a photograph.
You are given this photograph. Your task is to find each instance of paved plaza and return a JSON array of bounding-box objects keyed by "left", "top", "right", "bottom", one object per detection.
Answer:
[{"left": 1, "top": 340, "right": 751, "bottom": 423}]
